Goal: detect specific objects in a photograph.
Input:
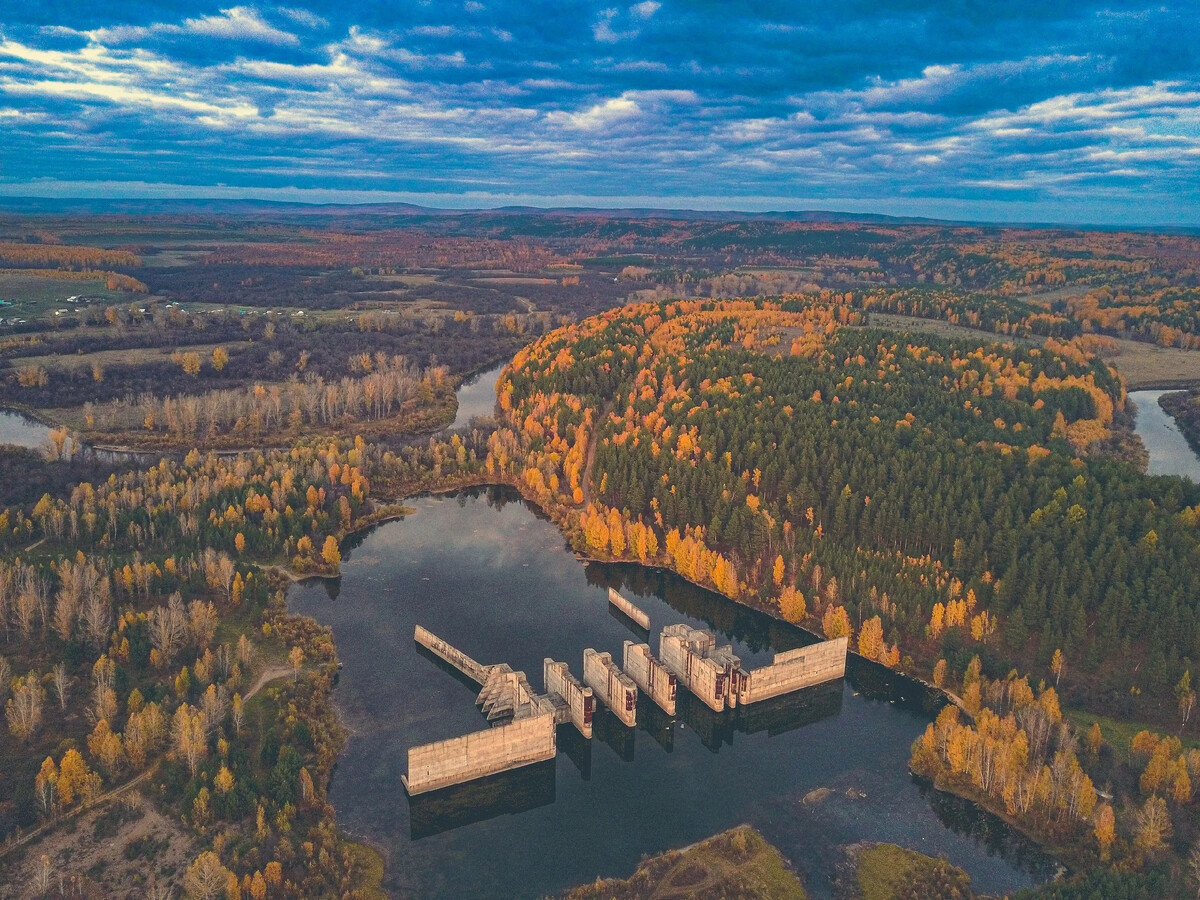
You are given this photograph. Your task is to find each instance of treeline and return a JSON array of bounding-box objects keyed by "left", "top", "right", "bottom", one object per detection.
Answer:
[
  {"left": 85, "top": 361, "right": 449, "bottom": 441},
  {"left": 2, "top": 314, "right": 530, "bottom": 411},
  {"left": 0, "top": 242, "right": 140, "bottom": 270}
]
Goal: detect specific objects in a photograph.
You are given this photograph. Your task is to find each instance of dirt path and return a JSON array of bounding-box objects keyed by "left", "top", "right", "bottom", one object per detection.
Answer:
[
  {"left": 580, "top": 400, "right": 611, "bottom": 507},
  {"left": 0, "top": 665, "right": 292, "bottom": 861}
]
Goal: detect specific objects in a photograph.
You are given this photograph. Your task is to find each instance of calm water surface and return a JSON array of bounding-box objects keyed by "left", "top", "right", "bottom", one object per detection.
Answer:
[
  {"left": 289, "top": 489, "right": 1055, "bottom": 899},
  {"left": 1129, "top": 389, "right": 1200, "bottom": 481},
  {"left": 450, "top": 363, "right": 506, "bottom": 429},
  {"left": 0, "top": 409, "right": 58, "bottom": 450}
]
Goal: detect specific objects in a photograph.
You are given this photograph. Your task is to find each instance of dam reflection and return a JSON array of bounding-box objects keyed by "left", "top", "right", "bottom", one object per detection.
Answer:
[{"left": 411, "top": 677, "right": 844, "bottom": 840}]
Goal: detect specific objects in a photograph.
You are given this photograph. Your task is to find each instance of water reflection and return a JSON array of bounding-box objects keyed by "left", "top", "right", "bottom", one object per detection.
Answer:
[
  {"left": 920, "top": 780, "right": 1059, "bottom": 880},
  {"left": 450, "top": 363, "right": 507, "bottom": 429},
  {"left": 410, "top": 760, "right": 557, "bottom": 841}
]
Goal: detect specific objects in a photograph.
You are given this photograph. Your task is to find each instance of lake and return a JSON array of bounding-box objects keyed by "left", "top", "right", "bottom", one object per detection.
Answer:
[{"left": 289, "top": 489, "right": 1055, "bottom": 899}]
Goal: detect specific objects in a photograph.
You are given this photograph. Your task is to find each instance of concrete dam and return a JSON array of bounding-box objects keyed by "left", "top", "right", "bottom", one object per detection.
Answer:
[{"left": 403, "top": 592, "right": 848, "bottom": 796}]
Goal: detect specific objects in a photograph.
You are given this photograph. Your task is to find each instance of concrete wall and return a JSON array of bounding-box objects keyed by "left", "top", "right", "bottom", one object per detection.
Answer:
[
  {"left": 414, "top": 625, "right": 488, "bottom": 684},
  {"left": 583, "top": 649, "right": 638, "bottom": 727},
  {"left": 403, "top": 712, "right": 556, "bottom": 796},
  {"left": 660, "top": 626, "right": 729, "bottom": 712},
  {"left": 608, "top": 588, "right": 650, "bottom": 630},
  {"left": 623, "top": 640, "right": 677, "bottom": 715},
  {"left": 738, "top": 636, "right": 847, "bottom": 705},
  {"left": 544, "top": 658, "right": 594, "bottom": 738}
]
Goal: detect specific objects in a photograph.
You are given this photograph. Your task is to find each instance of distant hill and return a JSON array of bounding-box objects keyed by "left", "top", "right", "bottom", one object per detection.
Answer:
[{"left": 0, "top": 196, "right": 958, "bottom": 225}]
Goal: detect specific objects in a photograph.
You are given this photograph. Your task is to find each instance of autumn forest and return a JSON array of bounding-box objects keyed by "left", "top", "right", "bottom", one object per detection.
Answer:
[{"left": 1, "top": 206, "right": 1200, "bottom": 898}]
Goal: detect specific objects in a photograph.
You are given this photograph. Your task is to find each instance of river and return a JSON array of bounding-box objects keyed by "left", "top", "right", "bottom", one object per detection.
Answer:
[
  {"left": 289, "top": 490, "right": 1056, "bottom": 898},
  {"left": 1128, "top": 389, "right": 1200, "bottom": 481},
  {"left": 0, "top": 358, "right": 507, "bottom": 457},
  {"left": 449, "top": 363, "right": 506, "bottom": 429}
]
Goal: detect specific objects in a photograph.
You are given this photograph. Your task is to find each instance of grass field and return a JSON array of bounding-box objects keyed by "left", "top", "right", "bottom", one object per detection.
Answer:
[
  {"left": 1064, "top": 708, "right": 1200, "bottom": 766},
  {"left": 11, "top": 340, "right": 255, "bottom": 372},
  {"left": 869, "top": 312, "right": 1200, "bottom": 389},
  {"left": 0, "top": 273, "right": 134, "bottom": 317},
  {"left": 559, "top": 826, "right": 807, "bottom": 900},
  {"left": 852, "top": 842, "right": 971, "bottom": 900}
]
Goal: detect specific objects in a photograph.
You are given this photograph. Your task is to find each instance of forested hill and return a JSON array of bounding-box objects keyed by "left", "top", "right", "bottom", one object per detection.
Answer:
[{"left": 491, "top": 297, "right": 1200, "bottom": 716}]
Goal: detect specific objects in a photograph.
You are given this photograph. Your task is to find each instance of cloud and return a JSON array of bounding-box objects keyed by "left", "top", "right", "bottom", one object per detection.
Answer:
[
  {"left": 593, "top": 4, "right": 658, "bottom": 43},
  {"left": 182, "top": 7, "right": 300, "bottom": 46},
  {"left": 276, "top": 7, "right": 329, "bottom": 29},
  {"left": 50, "top": 6, "right": 301, "bottom": 47},
  {"left": 548, "top": 95, "right": 641, "bottom": 130},
  {"left": 3, "top": 2, "right": 1199, "bottom": 222}
]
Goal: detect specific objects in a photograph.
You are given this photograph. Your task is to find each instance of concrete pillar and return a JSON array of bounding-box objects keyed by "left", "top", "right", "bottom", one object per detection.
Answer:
[
  {"left": 582, "top": 648, "right": 638, "bottom": 727},
  {"left": 623, "top": 640, "right": 677, "bottom": 715},
  {"left": 543, "top": 658, "right": 595, "bottom": 738}
]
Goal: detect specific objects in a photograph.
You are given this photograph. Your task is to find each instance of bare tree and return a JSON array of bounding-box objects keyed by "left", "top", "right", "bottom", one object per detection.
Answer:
[
  {"left": 80, "top": 579, "right": 112, "bottom": 651},
  {"left": 6, "top": 674, "right": 45, "bottom": 741},
  {"left": 188, "top": 600, "right": 218, "bottom": 649},
  {"left": 51, "top": 663, "right": 70, "bottom": 710},
  {"left": 149, "top": 593, "right": 187, "bottom": 663}
]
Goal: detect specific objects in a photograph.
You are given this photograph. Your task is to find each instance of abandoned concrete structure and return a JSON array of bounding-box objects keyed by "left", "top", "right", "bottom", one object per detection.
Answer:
[
  {"left": 660, "top": 624, "right": 742, "bottom": 712},
  {"left": 623, "top": 640, "right": 677, "bottom": 715},
  {"left": 583, "top": 648, "right": 639, "bottom": 727},
  {"left": 608, "top": 587, "right": 650, "bottom": 630},
  {"left": 404, "top": 611, "right": 848, "bottom": 795},
  {"left": 404, "top": 626, "right": 559, "bottom": 795},
  {"left": 736, "top": 637, "right": 849, "bottom": 704},
  {"left": 544, "top": 658, "right": 595, "bottom": 738}
]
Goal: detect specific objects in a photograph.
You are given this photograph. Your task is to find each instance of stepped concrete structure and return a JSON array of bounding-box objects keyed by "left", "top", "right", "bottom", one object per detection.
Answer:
[{"left": 404, "top": 627, "right": 558, "bottom": 796}]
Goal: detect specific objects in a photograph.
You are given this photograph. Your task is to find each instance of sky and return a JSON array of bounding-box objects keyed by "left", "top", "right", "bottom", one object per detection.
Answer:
[{"left": 0, "top": 2, "right": 1198, "bottom": 224}]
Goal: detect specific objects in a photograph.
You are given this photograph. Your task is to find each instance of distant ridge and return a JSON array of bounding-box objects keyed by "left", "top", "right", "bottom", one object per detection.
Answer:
[
  {"left": 0, "top": 196, "right": 1195, "bottom": 233},
  {"left": 0, "top": 196, "right": 960, "bottom": 226}
]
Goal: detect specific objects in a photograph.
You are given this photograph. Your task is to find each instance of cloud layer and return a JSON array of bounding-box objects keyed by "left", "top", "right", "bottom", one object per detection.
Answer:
[{"left": 1, "top": 2, "right": 1198, "bottom": 223}]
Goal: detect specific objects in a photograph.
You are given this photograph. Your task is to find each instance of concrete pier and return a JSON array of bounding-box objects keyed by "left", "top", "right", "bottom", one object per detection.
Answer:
[
  {"left": 736, "top": 637, "right": 848, "bottom": 704},
  {"left": 608, "top": 587, "right": 650, "bottom": 630},
  {"left": 583, "top": 648, "right": 638, "bottom": 727},
  {"left": 415, "top": 624, "right": 491, "bottom": 684},
  {"left": 623, "top": 640, "right": 677, "bottom": 715},
  {"left": 544, "top": 658, "right": 595, "bottom": 738}
]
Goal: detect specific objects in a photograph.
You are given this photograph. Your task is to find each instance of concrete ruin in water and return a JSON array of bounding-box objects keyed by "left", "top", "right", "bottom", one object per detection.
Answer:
[{"left": 402, "top": 591, "right": 848, "bottom": 796}]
